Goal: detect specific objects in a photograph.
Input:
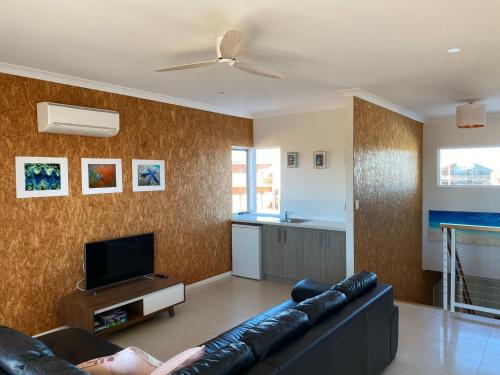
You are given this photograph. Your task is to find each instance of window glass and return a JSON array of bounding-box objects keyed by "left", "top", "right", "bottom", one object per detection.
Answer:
[
  {"left": 439, "top": 147, "right": 500, "bottom": 186},
  {"left": 256, "top": 148, "right": 280, "bottom": 214},
  {"left": 232, "top": 149, "right": 248, "bottom": 212}
]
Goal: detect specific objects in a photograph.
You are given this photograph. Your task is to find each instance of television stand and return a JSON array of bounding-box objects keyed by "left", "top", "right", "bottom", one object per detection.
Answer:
[{"left": 60, "top": 275, "right": 184, "bottom": 336}]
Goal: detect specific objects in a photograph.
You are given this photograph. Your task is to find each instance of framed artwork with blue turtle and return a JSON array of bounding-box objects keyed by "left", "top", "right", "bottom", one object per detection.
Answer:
[
  {"left": 132, "top": 159, "right": 166, "bottom": 192},
  {"left": 15, "top": 156, "right": 69, "bottom": 198}
]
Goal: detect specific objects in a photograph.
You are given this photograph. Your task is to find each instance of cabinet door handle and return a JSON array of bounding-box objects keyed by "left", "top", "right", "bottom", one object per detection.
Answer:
[
  {"left": 284, "top": 230, "right": 287, "bottom": 243},
  {"left": 278, "top": 229, "right": 281, "bottom": 243}
]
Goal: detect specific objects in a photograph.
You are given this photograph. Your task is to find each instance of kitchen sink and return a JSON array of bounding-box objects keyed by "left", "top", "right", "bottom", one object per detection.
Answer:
[{"left": 281, "top": 218, "right": 310, "bottom": 224}]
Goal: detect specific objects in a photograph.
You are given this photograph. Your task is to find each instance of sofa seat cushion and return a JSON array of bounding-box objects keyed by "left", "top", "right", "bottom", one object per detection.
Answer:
[
  {"left": 22, "top": 356, "right": 88, "bottom": 375},
  {"left": 293, "top": 290, "right": 348, "bottom": 325},
  {"left": 203, "top": 300, "right": 297, "bottom": 354},
  {"left": 332, "top": 271, "right": 377, "bottom": 301},
  {"left": 172, "top": 342, "right": 254, "bottom": 375},
  {"left": 0, "top": 326, "right": 54, "bottom": 375},
  {"left": 240, "top": 309, "right": 309, "bottom": 361},
  {"left": 291, "top": 279, "right": 331, "bottom": 302},
  {"left": 37, "top": 328, "right": 122, "bottom": 365}
]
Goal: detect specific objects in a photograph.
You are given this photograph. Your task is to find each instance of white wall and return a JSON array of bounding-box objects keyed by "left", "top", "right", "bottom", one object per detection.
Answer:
[
  {"left": 423, "top": 115, "right": 500, "bottom": 278},
  {"left": 254, "top": 107, "right": 350, "bottom": 222}
]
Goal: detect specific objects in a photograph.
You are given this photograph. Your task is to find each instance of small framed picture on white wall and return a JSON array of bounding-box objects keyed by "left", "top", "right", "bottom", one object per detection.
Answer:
[
  {"left": 287, "top": 152, "right": 298, "bottom": 168},
  {"left": 313, "top": 151, "right": 326, "bottom": 169}
]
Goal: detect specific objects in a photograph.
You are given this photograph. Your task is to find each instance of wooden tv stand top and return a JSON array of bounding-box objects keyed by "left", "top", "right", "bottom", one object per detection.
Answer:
[{"left": 60, "top": 275, "right": 184, "bottom": 335}]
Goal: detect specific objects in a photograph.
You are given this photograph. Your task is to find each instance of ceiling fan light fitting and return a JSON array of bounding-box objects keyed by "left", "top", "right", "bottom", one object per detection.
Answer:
[{"left": 456, "top": 102, "right": 486, "bottom": 129}]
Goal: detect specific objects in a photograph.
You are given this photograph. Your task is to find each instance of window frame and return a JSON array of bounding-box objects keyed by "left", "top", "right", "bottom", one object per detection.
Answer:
[
  {"left": 231, "top": 146, "right": 255, "bottom": 214},
  {"left": 437, "top": 146, "right": 500, "bottom": 188}
]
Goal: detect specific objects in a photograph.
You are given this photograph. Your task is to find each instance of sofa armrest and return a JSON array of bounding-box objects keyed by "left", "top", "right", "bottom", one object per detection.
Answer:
[
  {"left": 37, "top": 328, "right": 121, "bottom": 365},
  {"left": 291, "top": 279, "right": 331, "bottom": 302}
]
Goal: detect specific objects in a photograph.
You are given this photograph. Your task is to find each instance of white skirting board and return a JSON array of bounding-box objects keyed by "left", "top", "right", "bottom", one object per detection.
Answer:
[
  {"left": 185, "top": 271, "right": 232, "bottom": 291},
  {"left": 32, "top": 271, "right": 233, "bottom": 337}
]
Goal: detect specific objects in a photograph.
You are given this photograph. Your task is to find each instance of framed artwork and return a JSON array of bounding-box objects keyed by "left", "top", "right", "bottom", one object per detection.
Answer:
[
  {"left": 16, "top": 156, "right": 69, "bottom": 198},
  {"left": 313, "top": 151, "right": 327, "bottom": 169},
  {"left": 287, "top": 152, "right": 298, "bottom": 168},
  {"left": 81, "top": 158, "right": 122, "bottom": 195},
  {"left": 132, "top": 159, "right": 166, "bottom": 192},
  {"left": 429, "top": 210, "right": 500, "bottom": 246}
]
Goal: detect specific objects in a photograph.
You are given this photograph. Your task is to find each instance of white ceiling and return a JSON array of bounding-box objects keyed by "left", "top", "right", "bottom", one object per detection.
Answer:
[{"left": 1, "top": 0, "right": 500, "bottom": 120}]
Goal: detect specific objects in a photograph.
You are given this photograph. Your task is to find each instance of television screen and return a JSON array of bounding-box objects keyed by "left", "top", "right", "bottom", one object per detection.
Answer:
[{"left": 85, "top": 233, "right": 154, "bottom": 290}]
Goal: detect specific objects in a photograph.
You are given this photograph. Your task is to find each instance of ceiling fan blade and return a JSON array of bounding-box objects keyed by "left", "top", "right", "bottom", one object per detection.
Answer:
[
  {"left": 218, "top": 30, "right": 245, "bottom": 59},
  {"left": 155, "top": 60, "right": 218, "bottom": 72},
  {"left": 233, "top": 62, "right": 285, "bottom": 79}
]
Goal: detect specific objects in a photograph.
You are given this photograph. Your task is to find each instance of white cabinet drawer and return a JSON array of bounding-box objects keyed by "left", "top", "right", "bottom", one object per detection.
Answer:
[{"left": 143, "top": 283, "right": 184, "bottom": 315}]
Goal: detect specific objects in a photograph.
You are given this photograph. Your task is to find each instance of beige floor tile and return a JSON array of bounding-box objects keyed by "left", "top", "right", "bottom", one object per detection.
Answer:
[
  {"left": 396, "top": 331, "right": 415, "bottom": 356},
  {"left": 397, "top": 301, "right": 438, "bottom": 319},
  {"left": 485, "top": 335, "right": 500, "bottom": 355},
  {"left": 383, "top": 358, "right": 450, "bottom": 375},
  {"left": 478, "top": 351, "right": 500, "bottom": 375},
  {"left": 399, "top": 338, "right": 484, "bottom": 374},
  {"left": 398, "top": 310, "right": 431, "bottom": 334}
]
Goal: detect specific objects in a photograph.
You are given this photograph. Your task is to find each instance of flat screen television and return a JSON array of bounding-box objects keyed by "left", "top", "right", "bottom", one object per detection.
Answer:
[{"left": 84, "top": 233, "right": 154, "bottom": 290}]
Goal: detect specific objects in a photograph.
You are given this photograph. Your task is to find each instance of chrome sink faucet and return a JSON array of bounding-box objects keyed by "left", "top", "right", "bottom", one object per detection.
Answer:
[{"left": 284, "top": 210, "right": 293, "bottom": 220}]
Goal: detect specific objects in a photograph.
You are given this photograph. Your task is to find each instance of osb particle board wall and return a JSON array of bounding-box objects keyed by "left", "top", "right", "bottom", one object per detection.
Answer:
[
  {"left": 353, "top": 97, "right": 440, "bottom": 305},
  {"left": 0, "top": 73, "right": 253, "bottom": 335}
]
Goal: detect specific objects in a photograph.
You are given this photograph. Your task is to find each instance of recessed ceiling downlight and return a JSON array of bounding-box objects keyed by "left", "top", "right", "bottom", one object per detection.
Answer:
[{"left": 447, "top": 47, "right": 461, "bottom": 54}]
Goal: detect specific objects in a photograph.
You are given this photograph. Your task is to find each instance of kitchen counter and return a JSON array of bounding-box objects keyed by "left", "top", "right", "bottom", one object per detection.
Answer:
[{"left": 232, "top": 213, "right": 346, "bottom": 231}]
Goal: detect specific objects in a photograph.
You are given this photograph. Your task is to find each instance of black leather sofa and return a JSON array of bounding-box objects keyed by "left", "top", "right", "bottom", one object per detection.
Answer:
[{"left": 0, "top": 272, "right": 398, "bottom": 375}]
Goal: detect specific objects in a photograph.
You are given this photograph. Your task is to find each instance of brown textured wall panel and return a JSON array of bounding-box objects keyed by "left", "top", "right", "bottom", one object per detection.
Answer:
[
  {"left": 0, "top": 73, "right": 253, "bottom": 335},
  {"left": 353, "top": 97, "right": 440, "bottom": 305}
]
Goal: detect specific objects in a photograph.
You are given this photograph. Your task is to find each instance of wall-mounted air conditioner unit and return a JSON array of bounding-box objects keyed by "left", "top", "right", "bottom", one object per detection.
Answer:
[{"left": 37, "top": 102, "right": 120, "bottom": 137}]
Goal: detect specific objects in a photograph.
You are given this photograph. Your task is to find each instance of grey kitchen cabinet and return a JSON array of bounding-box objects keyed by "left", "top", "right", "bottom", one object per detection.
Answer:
[
  {"left": 282, "top": 227, "right": 303, "bottom": 280},
  {"left": 262, "top": 225, "right": 283, "bottom": 278},
  {"left": 262, "top": 224, "right": 346, "bottom": 283},
  {"left": 325, "top": 230, "right": 346, "bottom": 283},
  {"left": 302, "top": 229, "right": 326, "bottom": 282}
]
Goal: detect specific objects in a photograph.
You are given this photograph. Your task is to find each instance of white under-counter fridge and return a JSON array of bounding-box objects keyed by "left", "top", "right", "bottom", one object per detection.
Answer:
[{"left": 232, "top": 224, "right": 262, "bottom": 280}]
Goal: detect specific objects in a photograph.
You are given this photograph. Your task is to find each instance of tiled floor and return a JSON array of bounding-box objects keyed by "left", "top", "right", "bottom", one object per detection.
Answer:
[{"left": 109, "top": 276, "right": 500, "bottom": 374}]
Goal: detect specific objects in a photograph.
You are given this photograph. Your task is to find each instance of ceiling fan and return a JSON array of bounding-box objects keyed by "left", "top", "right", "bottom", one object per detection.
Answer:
[{"left": 155, "top": 30, "right": 285, "bottom": 79}]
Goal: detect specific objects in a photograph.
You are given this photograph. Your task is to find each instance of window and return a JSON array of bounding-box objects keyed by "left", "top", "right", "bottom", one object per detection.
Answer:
[
  {"left": 232, "top": 148, "right": 249, "bottom": 213},
  {"left": 439, "top": 147, "right": 500, "bottom": 186},
  {"left": 256, "top": 148, "right": 280, "bottom": 214},
  {"left": 231, "top": 147, "right": 281, "bottom": 214}
]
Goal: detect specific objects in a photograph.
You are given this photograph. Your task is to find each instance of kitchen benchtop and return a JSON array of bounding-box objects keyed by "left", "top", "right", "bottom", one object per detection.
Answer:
[{"left": 232, "top": 213, "right": 346, "bottom": 231}]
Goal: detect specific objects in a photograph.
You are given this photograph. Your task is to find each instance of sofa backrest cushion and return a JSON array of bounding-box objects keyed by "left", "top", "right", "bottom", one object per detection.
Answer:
[
  {"left": 22, "top": 356, "right": 88, "bottom": 375},
  {"left": 171, "top": 342, "right": 254, "bottom": 375},
  {"left": 293, "top": 290, "right": 348, "bottom": 325},
  {"left": 0, "top": 326, "right": 54, "bottom": 375},
  {"left": 332, "top": 271, "right": 377, "bottom": 301},
  {"left": 291, "top": 279, "right": 331, "bottom": 302},
  {"left": 240, "top": 309, "right": 309, "bottom": 361}
]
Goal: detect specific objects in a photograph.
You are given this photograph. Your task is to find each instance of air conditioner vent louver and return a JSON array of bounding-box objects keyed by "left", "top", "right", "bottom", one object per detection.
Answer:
[{"left": 37, "top": 102, "right": 120, "bottom": 137}]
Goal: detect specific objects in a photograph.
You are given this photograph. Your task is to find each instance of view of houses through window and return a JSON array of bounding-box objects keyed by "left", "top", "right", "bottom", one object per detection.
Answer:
[
  {"left": 439, "top": 147, "right": 500, "bottom": 186},
  {"left": 231, "top": 147, "right": 281, "bottom": 214},
  {"left": 256, "top": 148, "right": 280, "bottom": 214}
]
